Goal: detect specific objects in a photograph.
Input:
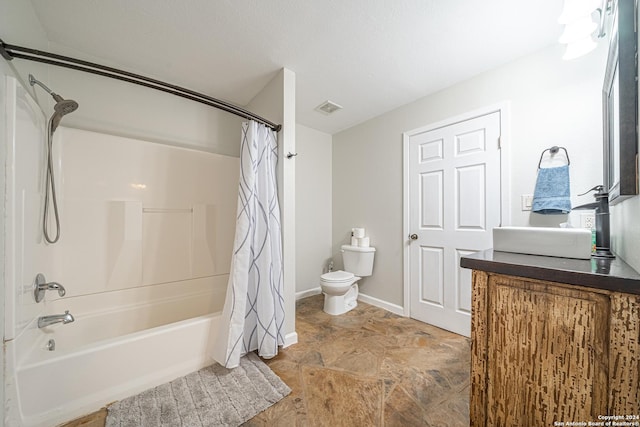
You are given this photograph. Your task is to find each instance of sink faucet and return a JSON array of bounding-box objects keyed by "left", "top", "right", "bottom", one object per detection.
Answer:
[
  {"left": 574, "top": 185, "right": 615, "bottom": 259},
  {"left": 38, "top": 310, "right": 75, "bottom": 328}
]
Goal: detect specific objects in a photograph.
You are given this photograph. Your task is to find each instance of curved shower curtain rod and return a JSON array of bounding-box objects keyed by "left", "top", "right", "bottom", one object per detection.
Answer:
[{"left": 0, "top": 39, "right": 282, "bottom": 132}]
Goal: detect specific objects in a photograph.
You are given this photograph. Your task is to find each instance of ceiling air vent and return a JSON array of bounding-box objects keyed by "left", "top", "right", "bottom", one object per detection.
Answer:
[{"left": 315, "top": 100, "right": 343, "bottom": 115}]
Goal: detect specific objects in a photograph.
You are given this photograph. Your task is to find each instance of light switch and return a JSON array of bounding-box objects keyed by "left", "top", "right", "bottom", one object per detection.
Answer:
[{"left": 521, "top": 194, "right": 533, "bottom": 211}]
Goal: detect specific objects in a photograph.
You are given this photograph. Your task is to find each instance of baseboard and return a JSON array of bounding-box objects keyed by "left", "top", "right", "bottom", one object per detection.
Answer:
[
  {"left": 288, "top": 288, "right": 320, "bottom": 348},
  {"left": 288, "top": 290, "right": 403, "bottom": 348},
  {"left": 357, "top": 292, "right": 405, "bottom": 316},
  {"left": 295, "top": 287, "right": 322, "bottom": 300},
  {"left": 295, "top": 287, "right": 404, "bottom": 316},
  {"left": 283, "top": 331, "right": 298, "bottom": 348}
]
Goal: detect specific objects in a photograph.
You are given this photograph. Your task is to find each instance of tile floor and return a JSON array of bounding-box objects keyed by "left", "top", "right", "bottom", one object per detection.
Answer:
[{"left": 62, "top": 295, "right": 470, "bottom": 427}]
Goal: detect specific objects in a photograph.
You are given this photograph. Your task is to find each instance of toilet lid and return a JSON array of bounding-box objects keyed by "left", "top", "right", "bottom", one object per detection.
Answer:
[{"left": 321, "top": 270, "right": 354, "bottom": 282}]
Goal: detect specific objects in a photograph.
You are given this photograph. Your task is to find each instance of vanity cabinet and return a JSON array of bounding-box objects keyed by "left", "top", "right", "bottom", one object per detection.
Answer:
[{"left": 469, "top": 270, "right": 640, "bottom": 426}]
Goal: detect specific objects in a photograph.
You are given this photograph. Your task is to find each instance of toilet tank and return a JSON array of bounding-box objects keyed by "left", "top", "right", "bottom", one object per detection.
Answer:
[{"left": 341, "top": 245, "right": 376, "bottom": 277}]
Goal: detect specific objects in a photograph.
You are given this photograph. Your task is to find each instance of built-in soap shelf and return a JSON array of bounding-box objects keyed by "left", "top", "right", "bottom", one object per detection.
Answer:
[{"left": 142, "top": 208, "right": 194, "bottom": 213}]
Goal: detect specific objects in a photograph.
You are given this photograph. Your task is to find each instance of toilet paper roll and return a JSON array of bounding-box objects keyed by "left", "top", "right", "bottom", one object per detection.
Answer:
[
  {"left": 358, "top": 237, "right": 370, "bottom": 247},
  {"left": 351, "top": 236, "right": 358, "bottom": 246},
  {"left": 352, "top": 228, "right": 366, "bottom": 238}
]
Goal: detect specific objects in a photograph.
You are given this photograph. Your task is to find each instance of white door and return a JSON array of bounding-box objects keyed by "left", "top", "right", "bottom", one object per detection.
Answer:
[{"left": 406, "top": 111, "right": 502, "bottom": 337}]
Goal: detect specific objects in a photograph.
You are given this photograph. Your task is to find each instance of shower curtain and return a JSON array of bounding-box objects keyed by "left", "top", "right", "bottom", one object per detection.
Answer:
[{"left": 213, "top": 120, "right": 285, "bottom": 369}]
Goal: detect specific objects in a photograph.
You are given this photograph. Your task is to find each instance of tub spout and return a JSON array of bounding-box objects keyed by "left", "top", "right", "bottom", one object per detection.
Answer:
[{"left": 38, "top": 311, "right": 74, "bottom": 328}]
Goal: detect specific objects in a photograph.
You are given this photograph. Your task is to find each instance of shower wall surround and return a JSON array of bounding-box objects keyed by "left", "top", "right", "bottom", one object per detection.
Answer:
[
  {"left": 50, "top": 126, "right": 238, "bottom": 301},
  {"left": 7, "top": 104, "right": 239, "bottom": 357}
]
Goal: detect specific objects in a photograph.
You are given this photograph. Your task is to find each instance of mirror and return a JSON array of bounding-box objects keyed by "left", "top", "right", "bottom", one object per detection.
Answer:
[{"left": 603, "top": 0, "right": 638, "bottom": 203}]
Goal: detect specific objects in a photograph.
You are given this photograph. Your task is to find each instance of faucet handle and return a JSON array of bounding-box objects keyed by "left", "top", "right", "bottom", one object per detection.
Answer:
[
  {"left": 578, "top": 185, "right": 604, "bottom": 197},
  {"left": 33, "top": 273, "right": 66, "bottom": 303},
  {"left": 46, "top": 282, "right": 66, "bottom": 297}
]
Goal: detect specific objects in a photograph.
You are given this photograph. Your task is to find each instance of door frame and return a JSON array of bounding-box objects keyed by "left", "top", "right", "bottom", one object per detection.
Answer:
[{"left": 402, "top": 102, "right": 512, "bottom": 317}]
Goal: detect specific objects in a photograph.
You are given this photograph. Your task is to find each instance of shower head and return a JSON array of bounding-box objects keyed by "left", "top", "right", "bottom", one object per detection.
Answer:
[
  {"left": 50, "top": 98, "right": 78, "bottom": 132},
  {"left": 29, "top": 74, "right": 78, "bottom": 132},
  {"left": 50, "top": 104, "right": 78, "bottom": 132},
  {"left": 54, "top": 98, "right": 79, "bottom": 114}
]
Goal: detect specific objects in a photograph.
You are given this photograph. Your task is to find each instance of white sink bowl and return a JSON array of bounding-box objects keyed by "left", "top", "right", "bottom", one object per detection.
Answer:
[{"left": 493, "top": 226, "right": 593, "bottom": 260}]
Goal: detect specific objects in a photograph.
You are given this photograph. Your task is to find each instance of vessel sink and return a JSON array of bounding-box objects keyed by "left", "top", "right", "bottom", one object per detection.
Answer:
[{"left": 493, "top": 226, "right": 592, "bottom": 260}]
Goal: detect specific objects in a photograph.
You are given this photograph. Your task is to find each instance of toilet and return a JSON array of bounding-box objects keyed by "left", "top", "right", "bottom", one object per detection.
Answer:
[{"left": 320, "top": 244, "right": 376, "bottom": 315}]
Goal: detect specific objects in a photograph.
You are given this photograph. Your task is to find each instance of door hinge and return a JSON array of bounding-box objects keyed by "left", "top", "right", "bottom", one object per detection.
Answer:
[{"left": 498, "top": 136, "right": 502, "bottom": 149}]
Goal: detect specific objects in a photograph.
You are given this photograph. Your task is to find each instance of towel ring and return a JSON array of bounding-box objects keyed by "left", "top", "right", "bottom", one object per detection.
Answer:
[{"left": 537, "top": 146, "right": 570, "bottom": 169}]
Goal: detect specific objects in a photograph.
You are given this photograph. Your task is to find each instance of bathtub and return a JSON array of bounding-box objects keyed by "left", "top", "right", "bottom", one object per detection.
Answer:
[
  {"left": 8, "top": 280, "right": 226, "bottom": 427},
  {"left": 4, "top": 88, "right": 238, "bottom": 427}
]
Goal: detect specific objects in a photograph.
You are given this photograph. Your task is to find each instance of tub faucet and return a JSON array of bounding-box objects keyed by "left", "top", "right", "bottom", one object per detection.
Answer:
[
  {"left": 33, "top": 273, "right": 66, "bottom": 303},
  {"left": 38, "top": 311, "right": 74, "bottom": 328}
]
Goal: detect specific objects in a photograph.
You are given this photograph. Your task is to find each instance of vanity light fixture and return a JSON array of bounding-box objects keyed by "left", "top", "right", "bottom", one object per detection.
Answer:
[{"left": 559, "top": 0, "right": 613, "bottom": 60}]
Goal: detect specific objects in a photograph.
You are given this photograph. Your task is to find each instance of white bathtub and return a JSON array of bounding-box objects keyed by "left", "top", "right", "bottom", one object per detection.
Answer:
[
  {"left": 8, "top": 282, "right": 225, "bottom": 427},
  {"left": 4, "top": 87, "right": 237, "bottom": 427}
]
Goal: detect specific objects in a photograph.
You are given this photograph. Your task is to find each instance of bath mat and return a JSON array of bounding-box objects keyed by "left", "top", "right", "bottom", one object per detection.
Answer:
[{"left": 106, "top": 352, "right": 290, "bottom": 427}]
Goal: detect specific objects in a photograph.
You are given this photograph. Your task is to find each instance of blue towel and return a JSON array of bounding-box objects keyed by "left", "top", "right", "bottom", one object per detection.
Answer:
[{"left": 532, "top": 165, "right": 571, "bottom": 214}]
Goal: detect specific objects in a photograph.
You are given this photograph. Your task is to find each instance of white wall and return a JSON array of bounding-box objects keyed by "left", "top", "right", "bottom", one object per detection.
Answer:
[
  {"left": 0, "top": 61, "right": 8, "bottom": 427},
  {"left": 2, "top": 12, "right": 243, "bottom": 157},
  {"left": 333, "top": 43, "right": 608, "bottom": 307},
  {"left": 0, "top": 75, "right": 5, "bottom": 427},
  {"left": 0, "top": 0, "right": 50, "bottom": 88},
  {"left": 295, "top": 124, "right": 332, "bottom": 294},
  {"left": 46, "top": 43, "right": 243, "bottom": 157}
]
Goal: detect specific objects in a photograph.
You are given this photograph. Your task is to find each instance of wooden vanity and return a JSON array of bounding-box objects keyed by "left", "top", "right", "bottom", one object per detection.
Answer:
[{"left": 460, "top": 250, "right": 640, "bottom": 426}]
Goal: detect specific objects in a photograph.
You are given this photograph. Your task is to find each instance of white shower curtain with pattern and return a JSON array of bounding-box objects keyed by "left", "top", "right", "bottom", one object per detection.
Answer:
[{"left": 213, "top": 120, "right": 285, "bottom": 369}]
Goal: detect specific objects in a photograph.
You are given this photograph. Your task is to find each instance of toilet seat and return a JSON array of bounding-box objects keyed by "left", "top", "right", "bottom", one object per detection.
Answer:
[{"left": 320, "top": 270, "right": 354, "bottom": 283}]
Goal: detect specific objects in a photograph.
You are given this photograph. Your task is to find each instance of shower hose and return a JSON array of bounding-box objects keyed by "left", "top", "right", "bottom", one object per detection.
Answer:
[{"left": 43, "top": 116, "right": 61, "bottom": 244}]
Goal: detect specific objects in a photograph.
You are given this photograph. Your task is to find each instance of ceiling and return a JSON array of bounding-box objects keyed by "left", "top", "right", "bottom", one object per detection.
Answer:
[{"left": 29, "top": 0, "right": 563, "bottom": 134}]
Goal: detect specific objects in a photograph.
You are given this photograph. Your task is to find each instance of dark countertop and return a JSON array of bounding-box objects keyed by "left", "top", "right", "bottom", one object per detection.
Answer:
[{"left": 460, "top": 249, "right": 640, "bottom": 295}]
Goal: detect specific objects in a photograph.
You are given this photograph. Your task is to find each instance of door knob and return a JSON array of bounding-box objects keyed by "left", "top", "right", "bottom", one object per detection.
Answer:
[{"left": 409, "top": 234, "right": 418, "bottom": 240}]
